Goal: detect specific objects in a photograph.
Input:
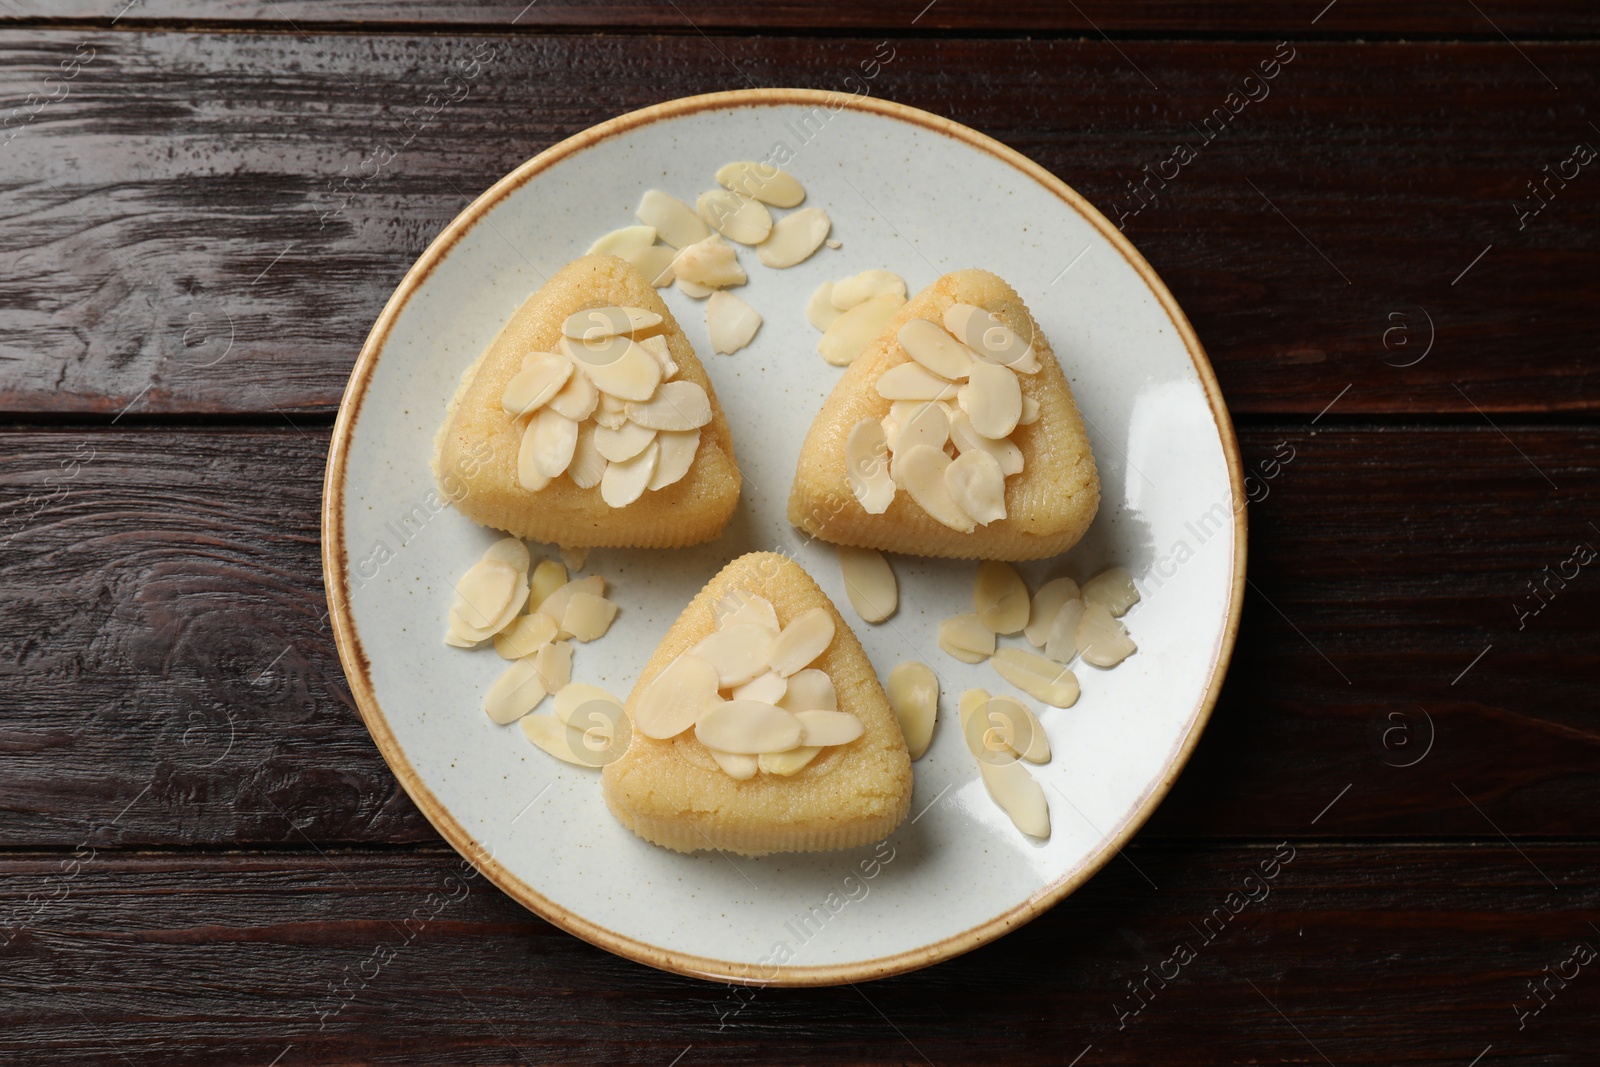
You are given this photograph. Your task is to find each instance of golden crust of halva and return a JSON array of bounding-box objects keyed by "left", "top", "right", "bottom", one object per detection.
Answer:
[
  {"left": 432, "top": 254, "right": 741, "bottom": 548},
  {"left": 787, "top": 269, "right": 1099, "bottom": 560},
  {"left": 601, "top": 552, "right": 913, "bottom": 857}
]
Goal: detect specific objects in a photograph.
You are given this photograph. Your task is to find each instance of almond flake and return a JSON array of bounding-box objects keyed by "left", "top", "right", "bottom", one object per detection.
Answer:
[
  {"left": 559, "top": 545, "right": 588, "bottom": 571},
  {"left": 637, "top": 189, "right": 710, "bottom": 249},
  {"left": 547, "top": 370, "right": 599, "bottom": 421},
  {"left": 716, "top": 161, "right": 806, "bottom": 207},
  {"left": 887, "top": 660, "right": 937, "bottom": 760},
  {"left": 974, "top": 562, "right": 1030, "bottom": 634},
  {"left": 818, "top": 292, "right": 903, "bottom": 366},
  {"left": 696, "top": 189, "right": 772, "bottom": 245},
  {"left": 960, "top": 360, "right": 1023, "bottom": 439},
  {"left": 649, "top": 428, "right": 699, "bottom": 490},
  {"left": 528, "top": 560, "right": 568, "bottom": 610},
  {"left": 837, "top": 545, "right": 896, "bottom": 623},
  {"left": 690, "top": 622, "right": 777, "bottom": 688},
  {"left": 517, "top": 422, "right": 552, "bottom": 492},
  {"left": 1019, "top": 395, "right": 1041, "bottom": 424},
  {"left": 759, "top": 747, "right": 822, "bottom": 776},
  {"left": 695, "top": 700, "right": 803, "bottom": 754},
  {"left": 1082, "top": 566, "right": 1141, "bottom": 617},
  {"left": 706, "top": 290, "right": 762, "bottom": 355},
  {"left": 731, "top": 670, "right": 787, "bottom": 704},
  {"left": 1043, "top": 598, "right": 1087, "bottom": 664},
  {"left": 845, "top": 418, "right": 895, "bottom": 514},
  {"left": 587, "top": 225, "right": 657, "bottom": 257},
  {"left": 493, "top": 611, "right": 559, "bottom": 660},
  {"left": 635, "top": 654, "right": 721, "bottom": 739},
  {"left": 594, "top": 420, "right": 657, "bottom": 462},
  {"left": 831, "top": 270, "right": 906, "bottom": 310},
  {"left": 709, "top": 748, "right": 759, "bottom": 779},
  {"left": 991, "top": 647, "right": 1080, "bottom": 708},
  {"left": 949, "top": 409, "right": 1023, "bottom": 475},
  {"left": 592, "top": 394, "right": 628, "bottom": 430},
  {"left": 450, "top": 558, "right": 522, "bottom": 637},
  {"left": 623, "top": 244, "right": 676, "bottom": 287},
  {"left": 600, "top": 439, "right": 658, "bottom": 507},
  {"left": 939, "top": 612, "right": 995, "bottom": 663},
  {"left": 677, "top": 277, "right": 714, "bottom": 299},
  {"left": 552, "top": 682, "right": 623, "bottom": 727},
  {"left": 519, "top": 713, "right": 586, "bottom": 762},
  {"left": 1024, "top": 577, "right": 1081, "bottom": 647},
  {"left": 876, "top": 362, "right": 959, "bottom": 401},
  {"left": 756, "top": 206, "right": 830, "bottom": 268},
  {"left": 806, "top": 282, "right": 842, "bottom": 331},
  {"left": 567, "top": 424, "right": 606, "bottom": 488},
  {"left": 533, "top": 640, "right": 574, "bottom": 692},
  {"left": 779, "top": 668, "right": 837, "bottom": 713},
  {"left": 960, "top": 691, "right": 1018, "bottom": 761},
  {"left": 895, "top": 400, "right": 950, "bottom": 453},
  {"left": 502, "top": 353, "right": 573, "bottom": 416},
  {"left": 559, "top": 336, "right": 662, "bottom": 402},
  {"left": 898, "top": 318, "right": 975, "bottom": 380},
  {"left": 527, "top": 408, "right": 579, "bottom": 478},
  {"left": 987, "top": 694, "right": 1050, "bottom": 763},
  {"left": 1077, "top": 602, "right": 1137, "bottom": 667},
  {"left": 560, "top": 591, "right": 619, "bottom": 642},
  {"left": 485, "top": 657, "right": 549, "bottom": 724},
  {"left": 945, "top": 450, "right": 1007, "bottom": 526},
  {"left": 637, "top": 334, "right": 679, "bottom": 380},
  {"left": 715, "top": 590, "right": 779, "bottom": 632},
  {"left": 767, "top": 607, "right": 835, "bottom": 676},
  {"left": 672, "top": 234, "right": 747, "bottom": 289},
  {"left": 944, "top": 303, "right": 1038, "bottom": 373},
  {"left": 901, "top": 445, "right": 976, "bottom": 533},
  {"left": 536, "top": 574, "right": 604, "bottom": 627},
  {"left": 795, "top": 709, "right": 863, "bottom": 747},
  {"left": 627, "top": 380, "right": 712, "bottom": 431},
  {"left": 562, "top": 306, "right": 662, "bottom": 342},
  {"left": 979, "top": 758, "right": 1050, "bottom": 838},
  {"left": 483, "top": 538, "right": 531, "bottom": 572}
]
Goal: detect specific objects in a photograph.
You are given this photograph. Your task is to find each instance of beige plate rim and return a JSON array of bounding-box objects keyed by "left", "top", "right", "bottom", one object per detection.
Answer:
[{"left": 320, "top": 87, "right": 1248, "bottom": 987}]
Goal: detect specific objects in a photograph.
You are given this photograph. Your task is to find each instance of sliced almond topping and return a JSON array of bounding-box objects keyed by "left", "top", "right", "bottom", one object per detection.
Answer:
[
  {"left": 795, "top": 709, "right": 863, "bottom": 747},
  {"left": 527, "top": 408, "right": 579, "bottom": 479},
  {"left": 779, "top": 668, "right": 837, "bottom": 713},
  {"left": 519, "top": 714, "right": 589, "bottom": 764},
  {"left": 837, "top": 545, "right": 896, "bottom": 623},
  {"left": 695, "top": 700, "right": 803, "bottom": 754},
  {"left": 567, "top": 423, "right": 606, "bottom": 489},
  {"left": 689, "top": 622, "right": 778, "bottom": 688},
  {"left": 887, "top": 660, "right": 937, "bottom": 760},
  {"left": 767, "top": 607, "right": 835, "bottom": 676},
  {"left": 533, "top": 639, "right": 574, "bottom": 692},
  {"left": 560, "top": 336, "right": 662, "bottom": 403},
  {"left": 560, "top": 591, "right": 619, "bottom": 642},
  {"left": 676, "top": 277, "right": 714, "bottom": 299},
  {"left": 536, "top": 574, "right": 604, "bottom": 627},
  {"left": 979, "top": 758, "right": 1051, "bottom": 838},
  {"left": 502, "top": 353, "right": 573, "bottom": 416},
  {"left": 528, "top": 560, "right": 568, "bottom": 610},
  {"left": 974, "top": 561, "right": 1030, "bottom": 634},
  {"left": 901, "top": 445, "right": 977, "bottom": 533},
  {"left": 759, "top": 747, "right": 821, "bottom": 776},
  {"left": 696, "top": 189, "right": 773, "bottom": 246},
  {"left": 845, "top": 417, "right": 895, "bottom": 514},
  {"left": 636, "top": 334, "right": 678, "bottom": 380},
  {"left": 709, "top": 748, "right": 759, "bottom": 779},
  {"left": 945, "top": 450, "right": 1007, "bottom": 526},
  {"left": 547, "top": 369, "right": 599, "bottom": 421},
  {"left": 1043, "top": 598, "right": 1087, "bottom": 664},
  {"left": 592, "top": 394, "right": 629, "bottom": 430},
  {"left": 731, "top": 670, "right": 788, "bottom": 705},
  {"left": 876, "top": 362, "right": 959, "bottom": 401},
  {"left": 671, "top": 234, "right": 747, "bottom": 289},
  {"left": 961, "top": 360, "right": 1023, "bottom": 439},
  {"left": 451, "top": 559, "right": 521, "bottom": 636},
  {"left": 832, "top": 270, "right": 907, "bottom": 310},
  {"left": 627, "top": 380, "right": 712, "bottom": 431},
  {"left": 943, "top": 303, "right": 1038, "bottom": 373},
  {"left": 987, "top": 694, "right": 1050, "bottom": 763},
  {"left": 715, "top": 161, "right": 806, "bottom": 207},
  {"left": 635, "top": 654, "right": 721, "bottom": 739},
  {"left": 706, "top": 290, "right": 763, "bottom": 355},
  {"left": 623, "top": 244, "right": 676, "bottom": 287},
  {"left": 898, "top": 318, "right": 974, "bottom": 380},
  {"left": 715, "top": 589, "right": 779, "bottom": 632},
  {"left": 1077, "top": 602, "right": 1137, "bottom": 667},
  {"left": 649, "top": 428, "right": 700, "bottom": 491},
  {"left": 600, "top": 439, "right": 659, "bottom": 507},
  {"left": 1024, "top": 577, "right": 1081, "bottom": 647},
  {"left": 485, "top": 657, "right": 549, "bottom": 724},
  {"left": 552, "top": 682, "right": 624, "bottom": 729},
  {"left": 1019, "top": 395, "right": 1041, "bottom": 424},
  {"left": 806, "top": 282, "right": 842, "bottom": 331},
  {"left": 594, "top": 420, "right": 657, "bottom": 463},
  {"left": 517, "top": 422, "right": 552, "bottom": 492},
  {"left": 637, "top": 189, "right": 710, "bottom": 249},
  {"left": 948, "top": 409, "right": 1024, "bottom": 475},
  {"left": 818, "top": 291, "right": 903, "bottom": 366},
  {"left": 562, "top": 306, "right": 663, "bottom": 342},
  {"left": 493, "top": 611, "right": 559, "bottom": 660},
  {"left": 756, "top": 206, "right": 830, "bottom": 268},
  {"left": 586, "top": 225, "right": 657, "bottom": 257},
  {"left": 1082, "top": 566, "right": 1141, "bottom": 617},
  {"left": 939, "top": 612, "right": 996, "bottom": 663},
  {"left": 991, "top": 647, "right": 1080, "bottom": 709}
]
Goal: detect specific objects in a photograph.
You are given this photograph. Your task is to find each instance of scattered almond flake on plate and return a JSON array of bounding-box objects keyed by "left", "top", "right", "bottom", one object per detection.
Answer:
[
  {"left": 1077, "top": 602, "right": 1137, "bottom": 667},
  {"left": 558, "top": 546, "right": 589, "bottom": 572},
  {"left": 715, "top": 161, "right": 806, "bottom": 207},
  {"left": 806, "top": 282, "right": 843, "bottom": 331},
  {"left": 561, "top": 591, "right": 619, "bottom": 642},
  {"left": 527, "top": 560, "right": 568, "bottom": 610},
  {"left": 587, "top": 225, "right": 657, "bottom": 257},
  {"left": 836, "top": 545, "right": 897, "bottom": 623},
  {"left": 979, "top": 758, "right": 1050, "bottom": 838},
  {"left": 973, "top": 561, "right": 1030, "bottom": 634},
  {"left": 939, "top": 612, "right": 995, "bottom": 663},
  {"left": 818, "top": 291, "right": 903, "bottom": 366},
  {"left": 551, "top": 681, "right": 624, "bottom": 729},
  {"left": 1081, "top": 566, "right": 1141, "bottom": 616},
  {"left": 672, "top": 234, "right": 747, "bottom": 289},
  {"left": 1024, "top": 577, "right": 1080, "bottom": 647},
  {"left": 536, "top": 573, "right": 605, "bottom": 627},
  {"left": 990, "top": 647, "right": 1080, "bottom": 708},
  {"left": 485, "top": 656, "right": 551, "bottom": 724},
  {"left": 676, "top": 277, "right": 714, "bottom": 299},
  {"left": 636, "top": 189, "right": 710, "bottom": 249},
  {"left": 831, "top": 270, "right": 907, "bottom": 309},
  {"left": 695, "top": 189, "right": 773, "bottom": 245},
  {"left": 886, "top": 660, "right": 938, "bottom": 760},
  {"left": 493, "top": 611, "right": 559, "bottom": 660},
  {"left": 706, "top": 290, "right": 762, "bottom": 355},
  {"left": 985, "top": 694, "right": 1049, "bottom": 763},
  {"left": 757, "top": 207, "right": 830, "bottom": 268},
  {"left": 623, "top": 244, "right": 676, "bottom": 287},
  {"left": 1043, "top": 597, "right": 1087, "bottom": 664},
  {"left": 825, "top": 238, "right": 842, "bottom": 249}
]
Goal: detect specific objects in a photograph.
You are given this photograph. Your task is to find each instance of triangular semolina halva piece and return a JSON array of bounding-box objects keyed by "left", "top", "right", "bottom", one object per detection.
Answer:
[
  {"left": 602, "top": 552, "right": 913, "bottom": 857},
  {"left": 788, "top": 269, "right": 1099, "bottom": 560},
  {"left": 433, "top": 254, "right": 740, "bottom": 548}
]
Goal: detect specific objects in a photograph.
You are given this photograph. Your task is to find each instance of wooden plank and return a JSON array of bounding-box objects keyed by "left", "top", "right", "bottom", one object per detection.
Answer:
[
  {"left": 0, "top": 32, "right": 1594, "bottom": 416},
  {"left": 0, "top": 844, "right": 1595, "bottom": 1063},
  {"left": 0, "top": 425, "right": 1595, "bottom": 849},
  {"left": 3, "top": 1, "right": 1597, "bottom": 35}
]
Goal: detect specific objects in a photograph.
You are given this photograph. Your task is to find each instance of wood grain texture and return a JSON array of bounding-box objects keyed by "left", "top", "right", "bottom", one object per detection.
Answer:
[
  {"left": 0, "top": 426, "right": 1594, "bottom": 849},
  {"left": 0, "top": 32, "right": 1594, "bottom": 417},
  {"left": 0, "top": 844, "right": 1596, "bottom": 1064}
]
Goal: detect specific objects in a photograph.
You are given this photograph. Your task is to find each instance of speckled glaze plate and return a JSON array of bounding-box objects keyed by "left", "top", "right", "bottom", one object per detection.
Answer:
[{"left": 322, "top": 89, "right": 1245, "bottom": 986}]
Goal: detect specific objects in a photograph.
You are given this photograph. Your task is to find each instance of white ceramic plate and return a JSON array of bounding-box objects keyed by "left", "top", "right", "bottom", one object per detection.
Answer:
[{"left": 323, "top": 89, "right": 1245, "bottom": 985}]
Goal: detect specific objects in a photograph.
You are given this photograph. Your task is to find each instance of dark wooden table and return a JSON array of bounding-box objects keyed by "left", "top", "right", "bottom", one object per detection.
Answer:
[{"left": 2, "top": 2, "right": 1596, "bottom": 1063}]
